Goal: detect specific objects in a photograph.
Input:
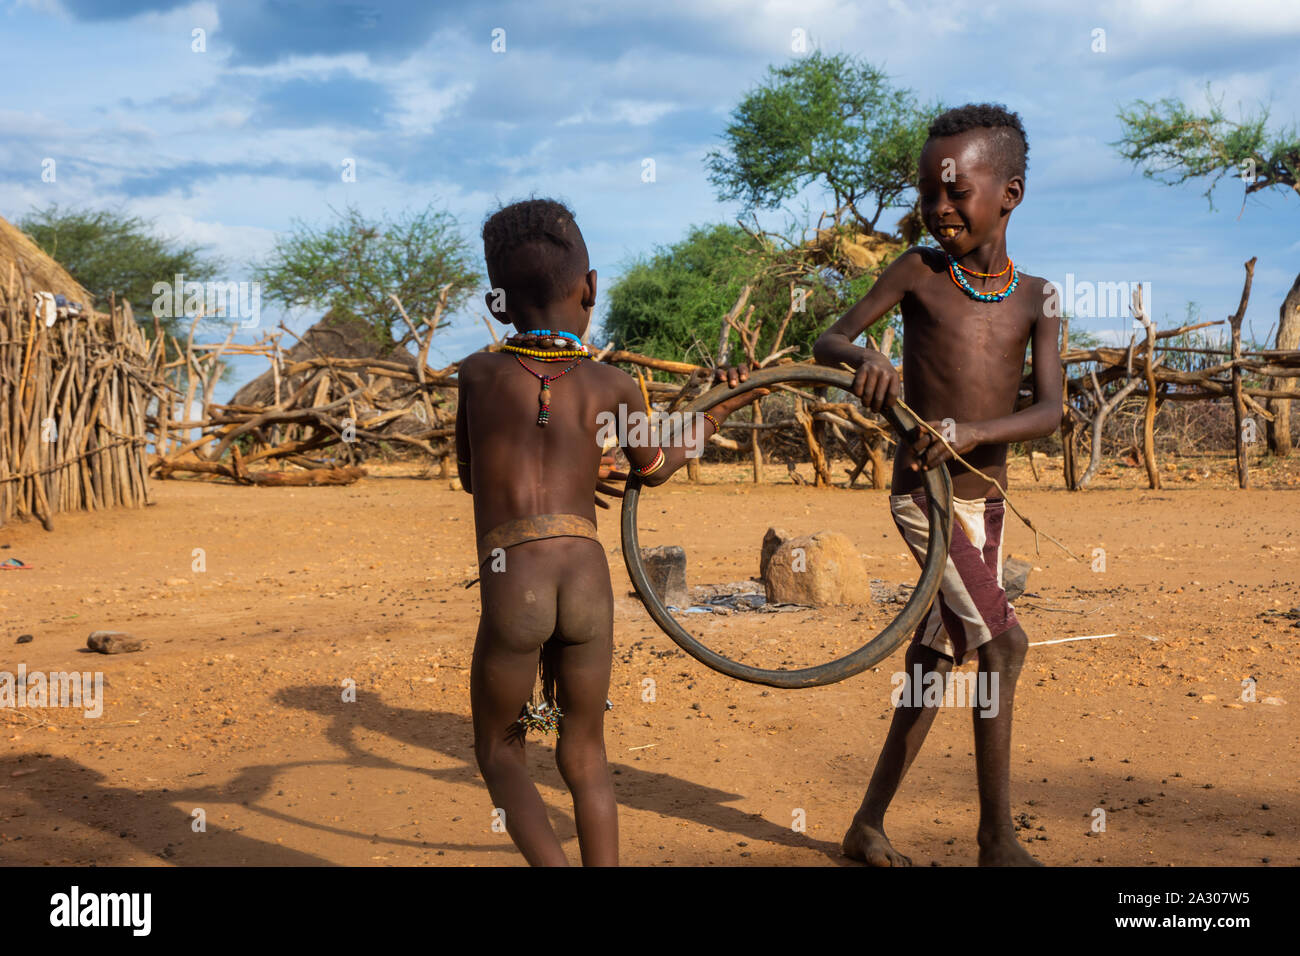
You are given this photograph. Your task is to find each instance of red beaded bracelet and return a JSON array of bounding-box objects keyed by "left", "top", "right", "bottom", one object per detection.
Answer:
[{"left": 632, "top": 447, "right": 666, "bottom": 477}]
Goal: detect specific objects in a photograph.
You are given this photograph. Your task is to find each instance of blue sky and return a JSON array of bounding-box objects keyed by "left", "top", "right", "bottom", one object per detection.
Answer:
[{"left": 3, "top": 0, "right": 1298, "bottom": 400}]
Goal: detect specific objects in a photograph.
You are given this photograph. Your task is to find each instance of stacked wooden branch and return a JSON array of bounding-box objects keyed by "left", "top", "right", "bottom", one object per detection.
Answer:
[
  {"left": 145, "top": 279, "right": 895, "bottom": 490},
  {"left": 142, "top": 264, "right": 1300, "bottom": 496},
  {"left": 148, "top": 325, "right": 456, "bottom": 485},
  {"left": 148, "top": 291, "right": 467, "bottom": 485},
  {"left": 1, "top": 281, "right": 156, "bottom": 530},
  {"left": 1058, "top": 259, "right": 1299, "bottom": 489}
]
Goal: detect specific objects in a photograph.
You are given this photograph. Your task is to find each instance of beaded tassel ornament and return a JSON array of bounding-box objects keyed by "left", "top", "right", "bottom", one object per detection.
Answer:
[
  {"left": 518, "top": 699, "right": 562, "bottom": 734},
  {"left": 512, "top": 355, "right": 584, "bottom": 425},
  {"left": 517, "top": 640, "right": 568, "bottom": 736}
]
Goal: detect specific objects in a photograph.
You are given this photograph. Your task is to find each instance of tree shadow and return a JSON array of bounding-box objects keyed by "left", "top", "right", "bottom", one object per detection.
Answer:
[
  {"left": 0, "top": 682, "right": 844, "bottom": 865},
  {"left": 0, "top": 753, "right": 329, "bottom": 866}
]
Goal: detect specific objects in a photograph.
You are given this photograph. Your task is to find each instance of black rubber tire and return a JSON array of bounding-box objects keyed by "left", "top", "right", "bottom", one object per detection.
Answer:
[{"left": 620, "top": 364, "right": 953, "bottom": 688}]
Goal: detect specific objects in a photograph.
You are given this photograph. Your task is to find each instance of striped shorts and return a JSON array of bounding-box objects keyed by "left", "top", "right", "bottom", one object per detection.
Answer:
[{"left": 889, "top": 492, "right": 1020, "bottom": 664}]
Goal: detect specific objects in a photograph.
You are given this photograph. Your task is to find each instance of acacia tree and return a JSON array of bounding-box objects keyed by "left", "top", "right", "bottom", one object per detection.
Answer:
[
  {"left": 705, "top": 51, "right": 936, "bottom": 235},
  {"left": 19, "top": 205, "right": 221, "bottom": 339},
  {"left": 602, "top": 222, "right": 886, "bottom": 364},
  {"left": 1115, "top": 88, "right": 1300, "bottom": 455},
  {"left": 252, "top": 203, "right": 481, "bottom": 351}
]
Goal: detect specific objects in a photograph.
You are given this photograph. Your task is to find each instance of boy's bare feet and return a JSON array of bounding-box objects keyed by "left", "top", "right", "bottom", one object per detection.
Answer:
[
  {"left": 977, "top": 831, "right": 1043, "bottom": 867},
  {"left": 842, "top": 817, "right": 912, "bottom": 866}
]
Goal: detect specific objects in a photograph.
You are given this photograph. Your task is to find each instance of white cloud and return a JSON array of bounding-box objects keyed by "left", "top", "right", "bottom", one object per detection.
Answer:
[
  {"left": 1117, "top": 0, "right": 1300, "bottom": 34},
  {"left": 558, "top": 99, "right": 678, "bottom": 127}
]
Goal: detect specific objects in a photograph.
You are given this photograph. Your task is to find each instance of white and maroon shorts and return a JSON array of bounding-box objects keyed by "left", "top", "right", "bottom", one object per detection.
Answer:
[{"left": 889, "top": 491, "right": 1020, "bottom": 664}]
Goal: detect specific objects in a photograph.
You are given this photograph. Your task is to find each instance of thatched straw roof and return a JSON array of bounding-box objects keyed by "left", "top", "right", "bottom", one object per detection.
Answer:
[
  {"left": 0, "top": 214, "right": 93, "bottom": 304},
  {"left": 231, "top": 312, "right": 427, "bottom": 435},
  {"left": 803, "top": 227, "right": 905, "bottom": 273}
]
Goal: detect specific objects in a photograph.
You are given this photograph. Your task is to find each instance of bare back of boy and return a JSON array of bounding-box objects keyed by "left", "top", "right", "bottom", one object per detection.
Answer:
[
  {"left": 457, "top": 352, "right": 633, "bottom": 866},
  {"left": 458, "top": 342, "right": 758, "bottom": 867}
]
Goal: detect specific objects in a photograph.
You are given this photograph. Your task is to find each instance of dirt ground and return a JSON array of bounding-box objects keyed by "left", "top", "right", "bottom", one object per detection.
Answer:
[{"left": 1, "top": 451, "right": 1297, "bottom": 867}]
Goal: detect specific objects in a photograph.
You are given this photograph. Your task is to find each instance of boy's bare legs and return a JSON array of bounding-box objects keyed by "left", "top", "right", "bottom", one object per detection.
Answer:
[
  {"left": 543, "top": 538, "right": 613, "bottom": 868},
  {"left": 552, "top": 550, "right": 617, "bottom": 865},
  {"left": 471, "top": 612, "right": 568, "bottom": 866},
  {"left": 470, "top": 538, "right": 616, "bottom": 866},
  {"left": 973, "top": 623, "right": 1040, "bottom": 866},
  {"left": 843, "top": 641, "right": 952, "bottom": 866},
  {"left": 552, "top": 643, "right": 617, "bottom": 866}
]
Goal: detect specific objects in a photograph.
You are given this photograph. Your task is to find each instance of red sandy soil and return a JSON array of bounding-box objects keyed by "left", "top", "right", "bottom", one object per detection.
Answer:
[{"left": 1, "top": 452, "right": 1297, "bottom": 866}]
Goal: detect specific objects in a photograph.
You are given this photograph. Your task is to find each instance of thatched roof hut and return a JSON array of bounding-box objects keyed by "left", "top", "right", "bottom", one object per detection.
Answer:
[
  {"left": 230, "top": 310, "right": 434, "bottom": 443},
  {"left": 1, "top": 214, "right": 154, "bottom": 530},
  {"left": 231, "top": 310, "right": 420, "bottom": 405},
  {"left": 0, "top": 214, "right": 93, "bottom": 304}
]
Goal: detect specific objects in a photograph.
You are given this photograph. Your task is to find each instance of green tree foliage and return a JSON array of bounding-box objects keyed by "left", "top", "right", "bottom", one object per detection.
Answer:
[
  {"left": 1114, "top": 86, "right": 1299, "bottom": 208},
  {"left": 706, "top": 52, "right": 936, "bottom": 233},
  {"left": 18, "top": 204, "right": 222, "bottom": 338},
  {"left": 252, "top": 203, "right": 481, "bottom": 349},
  {"left": 609, "top": 54, "right": 931, "bottom": 368},
  {"left": 1115, "top": 86, "right": 1300, "bottom": 455},
  {"left": 600, "top": 223, "right": 895, "bottom": 365}
]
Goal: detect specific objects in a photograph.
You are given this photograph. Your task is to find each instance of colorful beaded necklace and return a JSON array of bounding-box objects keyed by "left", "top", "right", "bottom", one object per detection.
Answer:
[
  {"left": 947, "top": 254, "right": 1019, "bottom": 302},
  {"left": 526, "top": 328, "right": 583, "bottom": 345},
  {"left": 951, "top": 257, "right": 1011, "bottom": 279},
  {"left": 501, "top": 329, "right": 589, "bottom": 358},
  {"left": 500, "top": 329, "right": 589, "bottom": 426}
]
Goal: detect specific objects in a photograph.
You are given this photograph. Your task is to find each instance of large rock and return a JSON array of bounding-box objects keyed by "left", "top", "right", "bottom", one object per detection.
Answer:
[
  {"left": 1002, "top": 554, "right": 1033, "bottom": 602},
  {"left": 763, "top": 531, "right": 869, "bottom": 606},
  {"left": 640, "top": 545, "right": 689, "bottom": 608},
  {"left": 759, "top": 527, "right": 794, "bottom": 580},
  {"left": 87, "top": 631, "right": 145, "bottom": 654}
]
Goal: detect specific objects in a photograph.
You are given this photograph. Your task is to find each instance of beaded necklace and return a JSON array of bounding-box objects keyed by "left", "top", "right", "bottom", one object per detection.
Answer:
[
  {"left": 501, "top": 329, "right": 589, "bottom": 358},
  {"left": 525, "top": 328, "right": 584, "bottom": 345},
  {"left": 947, "top": 254, "right": 1019, "bottom": 302},
  {"left": 951, "top": 257, "right": 1011, "bottom": 279},
  {"left": 499, "top": 329, "right": 590, "bottom": 425}
]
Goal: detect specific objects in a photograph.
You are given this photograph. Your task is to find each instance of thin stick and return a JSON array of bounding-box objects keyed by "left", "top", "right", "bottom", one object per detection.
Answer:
[
  {"left": 898, "top": 396, "right": 1081, "bottom": 561},
  {"left": 1028, "top": 633, "right": 1118, "bottom": 647},
  {"left": 836, "top": 362, "right": 1080, "bottom": 561}
]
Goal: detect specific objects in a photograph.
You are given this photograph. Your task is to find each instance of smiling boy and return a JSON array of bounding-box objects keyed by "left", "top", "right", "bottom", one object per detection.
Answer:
[{"left": 813, "top": 104, "right": 1062, "bottom": 866}]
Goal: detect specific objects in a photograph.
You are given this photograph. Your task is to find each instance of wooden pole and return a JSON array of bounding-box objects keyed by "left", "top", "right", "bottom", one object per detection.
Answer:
[
  {"left": 1131, "top": 286, "right": 1161, "bottom": 489},
  {"left": 1229, "top": 258, "right": 1258, "bottom": 489},
  {"left": 793, "top": 396, "right": 830, "bottom": 486},
  {"left": 1060, "top": 314, "right": 1076, "bottom": 489}
]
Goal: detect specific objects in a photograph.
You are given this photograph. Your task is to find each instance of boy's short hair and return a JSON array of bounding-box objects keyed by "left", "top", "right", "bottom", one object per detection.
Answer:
[
  {"left": 482, "top": 198, "right": 589, "bottom": 311},
  {"left": 926, "top": 103, "right": 1028, "bottom": 182}
]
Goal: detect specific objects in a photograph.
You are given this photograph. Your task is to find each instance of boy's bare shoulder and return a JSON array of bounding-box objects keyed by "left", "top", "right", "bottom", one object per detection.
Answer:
[
  {"left": 456, "top": 348, "right": 491, "bottom": 381},
  {"left": 1016, "top": 269, "right": 1049, "bottom": 291},
  {"left": 1015, "top": 270, "right": 1056, "bottom": 318},
  {"left": 879, "top": 245, "right": 946, "bottom": 294},
  {"left": 892, "top": 245, "right": 945, "bottom": 276},
  {"left": 904, "top": 244, "right": 946, "bottom": 266},
  {"left": 583, "top": 358, "right": 641, "bottom": 397}
]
